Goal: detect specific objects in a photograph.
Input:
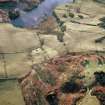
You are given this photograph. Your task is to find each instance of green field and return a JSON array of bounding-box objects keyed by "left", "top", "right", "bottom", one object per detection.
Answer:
[{"left": 0, "top": 79, "right": 25, "bottom": 105}]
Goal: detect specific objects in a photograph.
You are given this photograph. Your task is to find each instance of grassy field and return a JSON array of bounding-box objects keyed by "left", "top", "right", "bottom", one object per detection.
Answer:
[{"left": 0, "top": 79, "right": 25, "bottom": 105}]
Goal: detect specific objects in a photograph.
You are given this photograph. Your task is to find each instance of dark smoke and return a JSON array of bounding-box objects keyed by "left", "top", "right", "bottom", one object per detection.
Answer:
[{"left": 11, "top": 0, "right": 73, "bottom": 28}]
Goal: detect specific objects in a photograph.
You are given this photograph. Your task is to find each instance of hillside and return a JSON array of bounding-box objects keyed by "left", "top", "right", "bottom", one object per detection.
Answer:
[{"left": 0, "top": 0, "right": 105, "bottom": 105}]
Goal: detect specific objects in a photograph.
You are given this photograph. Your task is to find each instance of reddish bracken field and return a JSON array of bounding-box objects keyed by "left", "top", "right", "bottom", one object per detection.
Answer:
[{"left": 19, "top": 53, "right": 105, "bottom": 105}]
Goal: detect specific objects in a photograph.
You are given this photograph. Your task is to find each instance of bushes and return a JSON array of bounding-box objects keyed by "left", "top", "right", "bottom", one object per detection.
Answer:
[
  {"left": 61, "top": 81, "right": 80, "bottom": 93},
  {"left": 63, "top": 14, "right": 67, "bottom": 18},
  {"left": 94, "top": 72, "right": 105, "bottom": 86},
  {"left": 78, "top": 15, "right": 84, "bottom": 19},
  {"left": 81, "top": 60, "right": 90, "bottom": 67},
  {"left": 53, "top": 11, "right": 66, "bottom": 33},
  {"left": 69, "top": 13, "right": 74, "bottom": 18},
  {"left": 0, "top": 1, "right": 17, "bottom": 10},
  {"left": 98, "top": 17, "right": 105, "bottom": 29},
  {"left": 8, "top": 9, "right": 20, "bottom": 20},
  {"left": 61, "top": 74, "right": 84, "bottom": 93},
  {"left": 34, "top": 65, "right": 56, "bottom": 86},
  {"left": 46, "top": 93, "right": 59, "bottom": 105},
  {"left": 32, "top": 87, "right": 47, "bottom": 105}
]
